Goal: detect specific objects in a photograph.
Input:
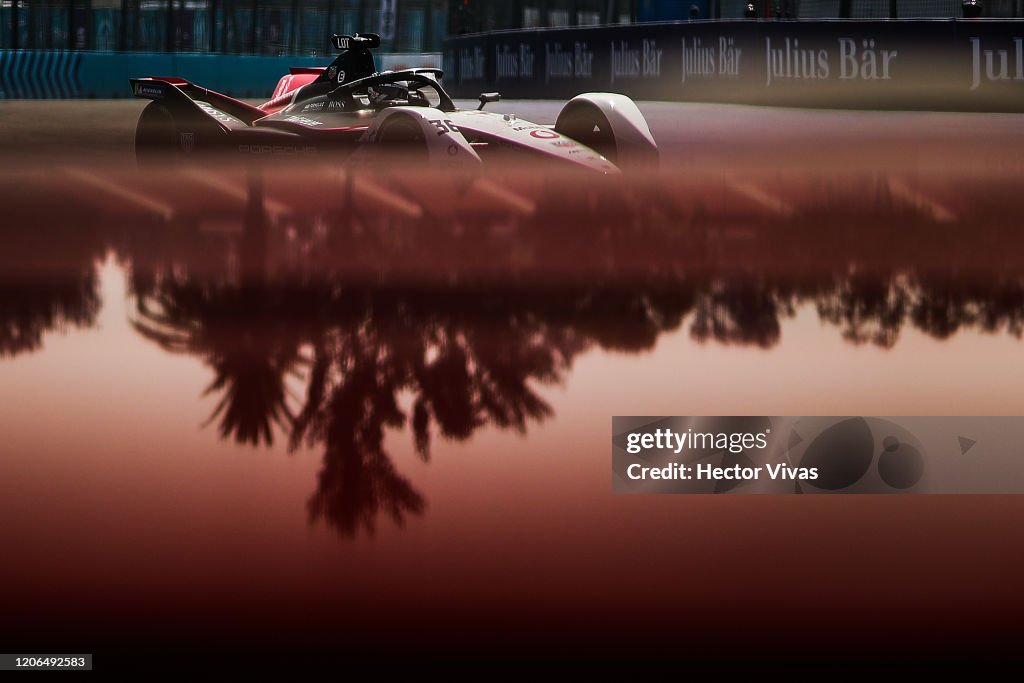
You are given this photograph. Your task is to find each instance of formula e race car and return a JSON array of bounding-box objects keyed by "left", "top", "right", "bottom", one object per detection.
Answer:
[{"left": 130, "top": 33, "right": 658, "bottom": 173}]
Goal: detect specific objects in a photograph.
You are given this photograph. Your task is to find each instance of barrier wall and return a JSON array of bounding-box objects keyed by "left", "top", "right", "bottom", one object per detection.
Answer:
[
  {"left": 442, "top": 20, "right": 1024, "bottom": 111},
  {"left": 0, "top": 51, "right": 441, "bottom": 99}
]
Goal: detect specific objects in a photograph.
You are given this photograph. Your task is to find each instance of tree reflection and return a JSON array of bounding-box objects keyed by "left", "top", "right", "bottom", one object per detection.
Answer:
[
  {"left": 107, "top": 171, "right": 1024, "bottom": 538},
  {"left": 295, "top": 337, "right": 426, "bottom": 536},
  {"left": 0, "top": 223, "right": 104, "bottom": 358},
  {"left": 690, "top": 279, "right": 795, "bottom": 348},
  {"left": 9, "top": 167, "right": 1024, "bottom": 537},
  {"left": 816, "top": 272, "right": 910, "bottom": 348},
  {"left": 132, "top": 283, "right": 304, "bottom": 446},
  {"left": 910, "top": 275, "right": 1024, "bottom": 340},
  {"left": 129, "top": 181, "right": 305, "bottom": 447},
  {"left": 127, "top": 254, "right": 698, "bottom": 536}
]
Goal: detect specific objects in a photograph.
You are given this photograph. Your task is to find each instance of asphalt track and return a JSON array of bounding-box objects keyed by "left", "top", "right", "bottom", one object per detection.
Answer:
[{"left": 2, "top": 98, "right": 1024, "bottom": 172}]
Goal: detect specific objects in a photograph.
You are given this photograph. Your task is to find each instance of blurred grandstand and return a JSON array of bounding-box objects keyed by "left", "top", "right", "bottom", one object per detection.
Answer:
[{"left": 0, "top": 1, "right": 1020, "bottom": 54}]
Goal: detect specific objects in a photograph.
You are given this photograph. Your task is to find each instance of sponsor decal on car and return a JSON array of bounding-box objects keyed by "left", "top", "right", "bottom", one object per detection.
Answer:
[
  {"left": 197, "top": 102, "right": 240, "bottom": 126},
  {"left": 179, "top": 132, "right": 195, "bottom": 152},
  {"left": 284, "top": 115, "right": 324, "bottom": 127},
  {"left": 237, "top": 144, "right": 319, "bottom": 156},
  {"left": 529, "top": 129, "right": 559, "bottom": 139},
  {"left": 273, "top": 75, "right": 294, "bottom": 98},
  {"left": 134, "top": 83, "right": 166, "bottom": 98}
]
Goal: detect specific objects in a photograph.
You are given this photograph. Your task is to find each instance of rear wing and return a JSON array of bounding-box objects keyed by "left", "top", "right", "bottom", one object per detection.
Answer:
[
  {"left": 129, "top": 77, "right": 266, "bottom": 126},
  {"left": 131, "top": 78, "right": 187, "bottom": 100}
]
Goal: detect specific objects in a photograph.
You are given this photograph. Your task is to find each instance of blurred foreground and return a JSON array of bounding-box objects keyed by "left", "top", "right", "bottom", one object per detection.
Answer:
[{"left": 4, "top": 154, "right": 1024, "bottom": 669}]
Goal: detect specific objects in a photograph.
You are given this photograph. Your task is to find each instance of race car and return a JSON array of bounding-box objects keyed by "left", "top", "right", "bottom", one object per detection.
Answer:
[{"left": 130, "top": 33, "right": 658, "bottom": 173}]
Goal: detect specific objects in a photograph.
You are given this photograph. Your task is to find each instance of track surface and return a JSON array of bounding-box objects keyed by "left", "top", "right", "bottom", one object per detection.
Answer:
[{"left": 2, "top": 98, "right": 1023, "bottom": 171}]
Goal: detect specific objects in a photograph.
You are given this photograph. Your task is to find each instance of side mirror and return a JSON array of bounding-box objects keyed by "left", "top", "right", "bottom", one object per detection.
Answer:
[{"left": 477, "top": 92, "right": 501, "bottom": 110}]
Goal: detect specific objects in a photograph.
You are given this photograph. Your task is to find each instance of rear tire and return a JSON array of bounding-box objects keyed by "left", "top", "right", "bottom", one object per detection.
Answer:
[{"left": 135, "top": 101, "right": 180, "bottom": 166}]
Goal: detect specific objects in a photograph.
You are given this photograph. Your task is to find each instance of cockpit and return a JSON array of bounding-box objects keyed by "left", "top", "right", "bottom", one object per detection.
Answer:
[
  {"left": 267, "top": 33, "right": 455, "bottom": 118},
  {"left": 333, "top": 70, "right": 452, "bottom": 112},
  {"left": 362, "top": 77, "right": 445, "bottom": 108}
]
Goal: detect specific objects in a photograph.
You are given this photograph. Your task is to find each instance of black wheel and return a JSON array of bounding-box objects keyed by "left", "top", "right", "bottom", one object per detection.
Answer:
[
  {"left": 375, "top": 115, "right": 428, "bottom": 161},
  {"left": 135, "top": 101, "right": 181, "bottom": 166},
  {"left": 555, "top": 103, "right": 618, "bottom": 163}
]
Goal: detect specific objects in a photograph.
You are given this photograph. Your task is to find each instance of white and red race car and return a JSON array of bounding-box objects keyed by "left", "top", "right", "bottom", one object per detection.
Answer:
[{"left": 130, "top": 33, "right": 658, "bottom": 173}]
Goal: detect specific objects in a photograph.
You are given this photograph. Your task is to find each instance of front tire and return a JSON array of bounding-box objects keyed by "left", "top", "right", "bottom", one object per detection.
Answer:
[{"left": 555, "top": 103, "right": 618, "bottom": 164}]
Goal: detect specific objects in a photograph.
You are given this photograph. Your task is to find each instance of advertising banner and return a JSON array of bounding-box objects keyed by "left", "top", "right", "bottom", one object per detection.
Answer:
[{"left": 444, "top": 20, "right": 1024, "bottom": 111}]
